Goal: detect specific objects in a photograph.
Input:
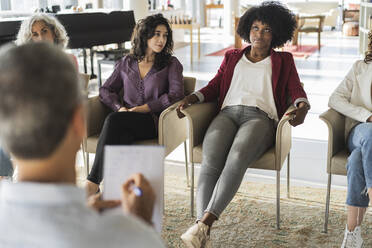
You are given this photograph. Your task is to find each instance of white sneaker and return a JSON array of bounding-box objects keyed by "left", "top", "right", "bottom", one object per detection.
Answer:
[
  {"left": 341, "top": 225, "right": 363, "bottom": 248},
  {"left": 181, "top": 222, "right": 211, "bottom": 248}
]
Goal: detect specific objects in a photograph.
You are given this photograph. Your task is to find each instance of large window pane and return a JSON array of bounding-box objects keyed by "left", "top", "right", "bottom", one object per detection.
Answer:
[{"left": 10, "top": 0, "right": 38, "bottom": 11}]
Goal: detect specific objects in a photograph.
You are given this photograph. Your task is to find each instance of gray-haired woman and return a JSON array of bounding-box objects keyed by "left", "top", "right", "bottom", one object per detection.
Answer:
[{"left": 16, "top": 13, "right": 78, "bottom": 67}]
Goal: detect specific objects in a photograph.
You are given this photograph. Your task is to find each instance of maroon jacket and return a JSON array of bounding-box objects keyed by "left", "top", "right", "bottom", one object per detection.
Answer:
[{"left": 199, "top": 46, "right": 308, "bottom": 119}]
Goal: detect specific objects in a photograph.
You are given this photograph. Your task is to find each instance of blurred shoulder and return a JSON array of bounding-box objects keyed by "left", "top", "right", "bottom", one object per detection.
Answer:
[
  {"left": 274, "top": 50, "right": 294, "bottom": 60},
  {"left": 168, "top": 56, "right": 183, "bottom": 69},
  {"left": 225, "top": 48, "right": 241, "bottom": 57},
  {"left": 352, "top": 59, "right": 370, "bottom": 72}
]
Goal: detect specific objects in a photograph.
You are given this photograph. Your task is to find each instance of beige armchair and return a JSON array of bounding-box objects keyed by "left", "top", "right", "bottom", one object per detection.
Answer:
[
  {"left": 295, "top": 15, "right": 325, "bottom": 50},
  {"left": 78, "top": 73, "right": 90, "bottom": 168},
  {"left": 319, "top": 108, "right": 348, "bottom": 233},
  {"left": 82, "top": 77, "right": 196, "bottom": 176},
  {"left": 179, "top": 102, "right": 295, "bottom": 229},
  {"left": 78, "top": 73, "right": 90, "bottom": 91}
]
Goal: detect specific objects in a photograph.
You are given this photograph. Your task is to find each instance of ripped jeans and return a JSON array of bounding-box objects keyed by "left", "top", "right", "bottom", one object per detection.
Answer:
[{"left": 346, "top": 123, "right": 372, "bottom": 208}]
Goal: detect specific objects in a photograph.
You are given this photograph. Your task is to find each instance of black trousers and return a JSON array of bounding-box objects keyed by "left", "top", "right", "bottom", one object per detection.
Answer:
[{"left": 87, "top": 111, "right": 157, "bottom": 184}]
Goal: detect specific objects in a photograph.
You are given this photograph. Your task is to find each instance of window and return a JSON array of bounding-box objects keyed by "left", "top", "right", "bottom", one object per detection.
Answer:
[
  {"left": 1, "top": 0, "right": 12, "bottom": 10},
  {"left": 10, "top": 0, "right": 38, "bottom": 11}
]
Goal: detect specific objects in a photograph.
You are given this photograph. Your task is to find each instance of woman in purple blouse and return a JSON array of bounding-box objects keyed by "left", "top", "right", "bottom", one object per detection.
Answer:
[{"left": 86, "top": 14, "right": 184, "bottom": 195}]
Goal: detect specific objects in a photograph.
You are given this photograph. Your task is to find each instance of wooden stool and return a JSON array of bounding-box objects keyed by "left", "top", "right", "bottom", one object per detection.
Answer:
[{"left": 343, "top": 22, "right": 359, "bottom": 36}]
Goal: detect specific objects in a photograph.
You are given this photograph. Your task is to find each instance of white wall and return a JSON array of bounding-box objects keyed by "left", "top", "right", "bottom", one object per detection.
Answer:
[{"left": 124, "top": 0, "right": 148, "bottom": 20}]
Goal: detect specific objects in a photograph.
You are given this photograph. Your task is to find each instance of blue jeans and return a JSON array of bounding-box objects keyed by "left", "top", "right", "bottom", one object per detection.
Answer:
[
  {"left": 346, "top": 123, "right": 372, "bottom": 208},
  {"left": 196, "top": 106, "right": 275, "bottom": 220},
  {"left": 0, "top": 147, "right": 13, "bottom": 177}
]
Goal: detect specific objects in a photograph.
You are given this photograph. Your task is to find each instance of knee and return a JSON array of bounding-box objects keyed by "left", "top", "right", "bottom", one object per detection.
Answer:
[
  {"left": 228, "top": 149, "right": 245, "bottom": 162},
  {"left": 201, "top": 155, "right": 223, "bottom": 175},
  {"left": 104, "top": 112, "right": 122, "bottom": 127},
  {"left": 224, "top": 150, "right": 249, "bottom": 174},
  {"left": 347, "top": 149, "right": 363, "bottom": 175},
  {"left": 362, "top": 133, "right": 372, "bottom": 149},
  {"left": 357, "top": 123, "right": 372, "bottom": 147}
]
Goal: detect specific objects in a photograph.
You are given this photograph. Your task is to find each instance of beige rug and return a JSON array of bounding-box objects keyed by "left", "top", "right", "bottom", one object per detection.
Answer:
[{"left": 162, "top": 172, "right": 372, "bottom": 248}]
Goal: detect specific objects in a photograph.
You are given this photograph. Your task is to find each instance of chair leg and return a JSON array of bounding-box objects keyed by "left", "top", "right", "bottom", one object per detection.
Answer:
[
  {"left": 86, "top": 151, "right": 90, "bottom": 176},
  {"left": 81, "top": 143, "right": 87, "bottom": 172},
  {"left": 318, "top": 32, "right": 321, "bottom": 50},
  {"left": 276, "top": 170, "right": 280, "bottom": 230},
  {"left": 191, "top": 162, "right": 195, "bottom": 217},
  {"left": 287, "top": 153, "right": 290, "bottom": 198},
  {"left": 81, "top": 139, "right": 89, "bottom": 177},
  {"left": 323, "top": 173, "right": 332, "bottom": 233},
  {"left": 184, "top": 141, "right": 190, "bottom": 187}
]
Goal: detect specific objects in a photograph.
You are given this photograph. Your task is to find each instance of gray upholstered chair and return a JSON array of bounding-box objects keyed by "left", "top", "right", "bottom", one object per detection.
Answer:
[
  {"left": 82, "top": 77, "right": 196, "bottom": 181},
  {"left": 319, "top": 108, "right": 348, "bottom": 233},
  {"left": 176, "top": 102, "right": 295, "bottom": 229}
]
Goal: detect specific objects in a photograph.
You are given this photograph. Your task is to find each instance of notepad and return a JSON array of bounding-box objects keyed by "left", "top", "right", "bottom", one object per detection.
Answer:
[{"left": 102, "top": 145, "right": 164, "bottom": 233}]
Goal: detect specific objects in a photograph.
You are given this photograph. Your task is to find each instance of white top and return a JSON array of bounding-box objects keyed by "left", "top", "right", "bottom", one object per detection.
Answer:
[
  {"left": 219, "top": 55, "right": 278, "bottom": 121},
  {"left": 0, "top": 182, "right": 165, "bottom": 248},
  {"left": 329, "top": 59, "right": 372, "bottom": 139}
]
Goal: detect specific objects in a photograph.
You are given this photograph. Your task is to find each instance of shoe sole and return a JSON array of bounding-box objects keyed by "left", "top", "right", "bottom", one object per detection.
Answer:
[{"left": 180, "top": 233, "right": 200, "bottom": 248}]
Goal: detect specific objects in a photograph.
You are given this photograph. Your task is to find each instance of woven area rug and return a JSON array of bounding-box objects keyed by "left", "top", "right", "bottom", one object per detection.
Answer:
[
  {"left": 205, "top": 44, "right": 319, "bottom": 59},
  {"left": 161, "top": 172, "right": 372, "bottom": 247}
]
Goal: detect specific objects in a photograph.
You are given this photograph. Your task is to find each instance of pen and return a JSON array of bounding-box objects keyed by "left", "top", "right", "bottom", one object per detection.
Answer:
[{"left": 131, "top": 185, "right": 142, "bottom": 197}]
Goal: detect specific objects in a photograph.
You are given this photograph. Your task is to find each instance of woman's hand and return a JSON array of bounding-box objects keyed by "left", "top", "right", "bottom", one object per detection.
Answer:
[
  {"left": 118, "top": 107, "right": 128, "bottom": 112},
  {"left": 128, "top": 104, "right": 151, "bottom": 113},
  {"left": 176, "top": 94, "right": 199, "bottom": 118},
  {"left": 87, "top": 193, "right": 121, "bottom": 213},
  {"left": 287, "top": 102, "right": 309, "bottom": 127}
]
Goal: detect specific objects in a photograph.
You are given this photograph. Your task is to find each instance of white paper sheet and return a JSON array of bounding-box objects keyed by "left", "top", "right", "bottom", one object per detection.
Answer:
[{"left": 102, "top": 145, "right": 164, "bottom": 233}]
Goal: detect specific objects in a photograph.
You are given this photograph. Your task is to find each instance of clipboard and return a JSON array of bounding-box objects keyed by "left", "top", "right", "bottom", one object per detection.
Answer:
[{"left": 102, "top": 145, "right": 164, "bottom": 232}]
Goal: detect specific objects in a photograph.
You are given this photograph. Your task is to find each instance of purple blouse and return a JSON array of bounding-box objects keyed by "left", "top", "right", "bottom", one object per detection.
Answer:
[{"left": 99, "top": 55, "right": 184, "bottom": 115}]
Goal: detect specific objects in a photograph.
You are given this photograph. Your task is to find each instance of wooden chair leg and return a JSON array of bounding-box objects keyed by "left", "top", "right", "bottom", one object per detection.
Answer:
[
  {"left": 184, "top": 141, "right": 190, "bottom": 187},
  {"left": 276, "top": 170, "right": 280, "bottom": 230},
  {"left": 318, "top": 31, "right": 321, "bottom": 50},
  {"left": 323, "top": 173, "right": 332, "bottom": 233}
]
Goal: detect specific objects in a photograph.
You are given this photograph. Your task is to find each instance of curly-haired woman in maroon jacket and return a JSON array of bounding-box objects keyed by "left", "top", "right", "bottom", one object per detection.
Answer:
[{"left": 177, "top": 2, "right": 310, "bottom": 247}]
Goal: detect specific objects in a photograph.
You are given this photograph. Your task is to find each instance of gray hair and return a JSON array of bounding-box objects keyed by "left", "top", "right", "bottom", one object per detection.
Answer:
[
  {"left": 16, "top": 13, "right": 69, "bottom": 48},
  {"left": 0, "top": 43, "right": 82, "bottom": 159}
]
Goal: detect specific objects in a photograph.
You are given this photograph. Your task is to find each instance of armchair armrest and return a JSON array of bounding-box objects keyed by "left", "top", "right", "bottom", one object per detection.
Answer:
[
  {"left": 158, "top": 100, "right": 189, "bottom": 156},
  {"left": 181, "top": 101, "right": 219, "bottom": 149},
  {"left": 86, "top": 96, "right": 110, "bottom": 137},
  {"left": 275, "top": 106, "right": 295, "bottom": 169},
  {"left": 78, "top": 73, "right": 90, "bottom": 91},
  {"left": 319, "top": 108, "right": 346, "bottom": 158}
]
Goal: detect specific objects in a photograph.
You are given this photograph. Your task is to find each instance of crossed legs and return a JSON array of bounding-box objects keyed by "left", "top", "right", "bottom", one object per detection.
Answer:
[{"left": 346, "top": 123, "right": 372, "bottom": 231}]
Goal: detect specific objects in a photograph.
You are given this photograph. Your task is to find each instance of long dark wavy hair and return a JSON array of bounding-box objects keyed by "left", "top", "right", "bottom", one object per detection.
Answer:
[
  {"left": 237, "top": 1, "right": 297, "bottom": 49},
  {"left": 129, "top": 14, "right": 173, "bottom": 70},
  {"left": 364, "top": 31, "right": 372, "bottom": 63}
]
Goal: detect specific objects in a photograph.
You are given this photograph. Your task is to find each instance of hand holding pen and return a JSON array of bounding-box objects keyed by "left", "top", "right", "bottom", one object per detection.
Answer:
[{"left": 121, "top": 173, "right": 155, "bottom": 225}]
